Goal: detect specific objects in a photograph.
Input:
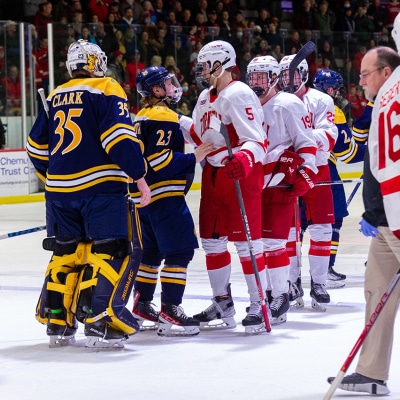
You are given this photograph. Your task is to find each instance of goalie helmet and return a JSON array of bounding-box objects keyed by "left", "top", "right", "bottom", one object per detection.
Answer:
[
  {"left": 136, "top": 66, "right": 183, "bottom": 103},
  {"left": 195, "top": 40, "right": 236, "bottom": 88},
  {"left": 66, "top": 39, "right": 107, "bottom": 78},
  {"left": 278, "top": 54, "right": 309, "bottom": 93},
  {"left": 246, "top": 55, "right": 280, "bottom": 97},
  {"left": 393, "top": 13, "right": 400, "bottom": 52}
]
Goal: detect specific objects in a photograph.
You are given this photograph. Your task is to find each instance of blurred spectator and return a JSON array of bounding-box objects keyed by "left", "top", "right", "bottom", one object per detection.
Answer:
[
  {"left": 251, "top": 38, "right": 269, "bottom": 57},
  {"left": 164, "top": 55, "right": 184, "bottom": 82},
  {"left": 285, "top": 31, "right": 302, "bottom": 54},
  {"left": 314, "top": 0, "right": 336, "bottom": 43},
  {"left": 150, "top": 54, "right": 162, "bottom": 66},
  {"left": 194, "top": 0, "right": 209, "bottom": 23},
  {"left": 87, "top": 0, "right": 109, "bottom": 23},
  {"left": 265, "top": 20, "right": 282, "bottom": 49},
  {"left": 34, "top": 1, "right": 53, "bottom": 40},
  {"left": 205, "top": 9, "right": 220, "bottom": 41},
  {"left": 340, "top": 57, "right": 359, "bottom": 90},
  {"left": 71, "top": 10, "right": 85, "bottom": 38},
  {"left": 108, "top": 2, "right": 122, "bottom": 21},
  {"left": 2, "top": 64, "right": 21, "bottom": 116},
  {"left": 320, "top": 40, "right": 337, "bottom": 69},
  {"left": 119, "top": 6, "right": 139, "bottom": 33},
  {"left": 294, "top": 0, "right": 316, "bottom": 31},
  {"left": 219, "top": 10, "right": 233, "bottom": 43},
  {"left": 105, "top": 12, "right": 119, "bottom": 34},
  {"left": 126, "top": 50, "right": 145, "bottom": 90},
  {"left": 255, "top": 8, "right": 271, "bottom": 38},
  {"left": 24, "top": 0, "right": 43, "bottom": 24},
  {"left": 189, "top": 40, "right": 203, "bottom": 83},
  {"left": 0, "top": 22, "right": 20, "bottom": 66},
  {"left": 353, "top": 44, "right": 367, "bottom": 73},
  {"left": 153, "top": 0, "right": 168, "bottom": 23},
  {"left": 123, "top": 26, "right": 138, "bottom": 61},
  {"left": 335, "top": 1, "right": 356, "bottom": 34},
  {"left": 237, "top": 49, "right": 251, "bottom": 82},
  {"left": 309, "top": 52, "right": 324, "bottom": 82},
  {"left": 95, "top": 21, "right": 119, "bottom": 55},
  {"left": 149, "top": 27, "right": 174, "bottom": 61},
  {"left": 181, "top": 8, "right": 195, "bottom": 34},
  {"left": 367, "top": 0, "right": 388, "bottom": 33},
  {"left": 176, "top": 99, "right": 191, "bottom": 116},
  {"left": 114, "top": 29, "right": 127, "bottom": 64},
  {"left": 386, "top": 0, "right": 400, "bottom": 30},
  {"left": 119, "top": 0, "right": 143, "bottom": 23},
  {"left": 193, "top": 12, "right": 207, "bottom": 42},
  {"left": 354, "top": 5, "right": 374, "bottom": 45},
  {"left": 107, "top": 50, "right": 127, "bottom": 83},
  {"left": 141, "top": 0, "right": 157, "bottom": 28},
  {"left": 69, "top": 0, "right": 88, "bottom": 23},
  {"left": 138, "top": 30, "right": 157, "bottom": 66},
  {"left": 271, "top": 43, "right": 283, "bottom": 62},
  {"left": 77, "top": 25, "right": 97, "bottom": 43},
  {"left": 232, "top": 10, "right": 246, "bottom": 32},
  {"left": 33, "top": 36, "right": 49, "bottom": 97},
  {"left": 346, "top": 83, "right": 365, "bottom": 120}
]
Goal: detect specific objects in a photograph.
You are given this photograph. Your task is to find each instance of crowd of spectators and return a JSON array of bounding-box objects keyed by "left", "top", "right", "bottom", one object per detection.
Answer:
[{"left": 0, "top": 0, "right": 399, "bottom": 118}]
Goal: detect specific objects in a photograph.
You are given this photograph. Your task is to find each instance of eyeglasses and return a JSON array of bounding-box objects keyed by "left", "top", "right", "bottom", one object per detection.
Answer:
[{"left": 359, "top": 67, "right": 384, "bottom": 80}]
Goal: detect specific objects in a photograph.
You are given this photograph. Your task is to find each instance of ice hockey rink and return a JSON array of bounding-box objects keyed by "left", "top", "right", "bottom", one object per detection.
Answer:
[{"left": 1, "top": 185, "right": 399, "bottom": 400}]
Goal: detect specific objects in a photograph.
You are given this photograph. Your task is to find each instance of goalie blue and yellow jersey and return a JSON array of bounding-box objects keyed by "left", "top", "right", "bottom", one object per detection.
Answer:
[
  {"left": 129, "top": 105, "right": 196, "bottom": 206},
  {"left": 329, "top": 105, "right": 366, "bottom": 166},
  {"left": 26, "top": 77, "right": 146, "bottom": 200}
]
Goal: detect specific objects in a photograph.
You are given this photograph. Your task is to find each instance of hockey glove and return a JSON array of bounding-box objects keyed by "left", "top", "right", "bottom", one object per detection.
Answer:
[
  {"left": 273, "top": 150, "right": 304, "bottom": 185},
  {"left": 359, "top": 218, "right": 378, "bottom": 238},
  {"left": 288, "top": 166, "right": 317, "bottom": 198},
  {"left": 224, "top": 150, "right": 254, "bottom": 180}
]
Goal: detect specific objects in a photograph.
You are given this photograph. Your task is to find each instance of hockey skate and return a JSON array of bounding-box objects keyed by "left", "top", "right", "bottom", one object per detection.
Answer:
[
  {"left": 157, "top": 303, "right": 200, "bottom": 337},
  {"left": 326, "top": 266, "right": 346, "bottom": 289},
  {"left": 242, "top": 301, "right": 267, "bottom": 334},
  {"left": 327, "top": 373, "right": 390, "bottom": 395},
  {"left": 269, "top": 293, "right": 290, "bottom": 325},
  {"left": 289, "top": 277, "right": 304, "bottom": 308},
  {"left": 46, "top": 309, "right": 77, "bottom": 348},
  {"left": 193, "top": 284, "right": 236, "bottom": 329},
  {"left": 310, "top": 280, "right": 330, "bottom": 311},
  {"left": 84, "top": 319, "right": 129, "bottom": 350},
  {"left": 132, "top": 291, "right": 159, "bottom": 330}
]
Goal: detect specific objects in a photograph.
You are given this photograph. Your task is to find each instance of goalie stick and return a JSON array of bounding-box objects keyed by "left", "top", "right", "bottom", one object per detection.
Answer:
[
  {"left": 38, "top": 88, "right": 49, "bottom": 118},
  {"left": 323, "top": 267, "right": 400, "bottom": 400},
  {"left": 289, "top": 41, "right": 316, "bottom": 94},
  {"left": 212, "top": 116, "right": 271, "bottom": 333},
  {"left": 0, "top": 225, "right": 46, "bottom": 240}
]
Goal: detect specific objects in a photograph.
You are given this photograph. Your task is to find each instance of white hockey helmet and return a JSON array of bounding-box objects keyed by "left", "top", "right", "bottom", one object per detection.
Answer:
[
  {"left": 66, "top": 39, "right": 107, "bottom": 78},
  {"left": 196, "top": 40, "right": 236, "bottom": 88},
  {"left": 247, "top": 55, "right": 280, "bottom": 97},
  {"left": 392, "top": 12, "right": 400, "bottom": 52},
  {"left": 278, "top": 54, "right": 309, "bottom": 93}
]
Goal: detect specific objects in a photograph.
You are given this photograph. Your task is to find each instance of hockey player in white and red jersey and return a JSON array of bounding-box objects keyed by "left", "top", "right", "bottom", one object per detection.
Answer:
[
  {"left": 246, "top": 55, "right": 318, "bottom": 324},
  {"left": 279, "top": 54, "right": 338, "bottom": 310},
  {"left": 179, "top": 40, "right": 268, "bottom": 334}
]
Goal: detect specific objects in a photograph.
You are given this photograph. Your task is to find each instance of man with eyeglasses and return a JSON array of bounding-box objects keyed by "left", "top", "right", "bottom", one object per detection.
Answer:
[{"left": 327, "top": 17, "right": 400, "bottom": 395}]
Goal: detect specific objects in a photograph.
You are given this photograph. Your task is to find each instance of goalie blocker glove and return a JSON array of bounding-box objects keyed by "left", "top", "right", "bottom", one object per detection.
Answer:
[{"left": 223, "top": 150, "right": 254, "bottom": 180}]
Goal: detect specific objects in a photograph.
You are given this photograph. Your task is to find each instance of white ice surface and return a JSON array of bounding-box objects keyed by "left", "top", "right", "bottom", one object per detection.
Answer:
[{"left": 0, "top": 187, "right": 399, "bottom": 400}]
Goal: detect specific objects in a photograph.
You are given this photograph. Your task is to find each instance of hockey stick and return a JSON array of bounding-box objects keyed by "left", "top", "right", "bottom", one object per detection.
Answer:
[
  {"left": 346, "top": 175, "right": 363, "bottom": 207},
  {"left": 0, "top": 225, "right": 47, "bottom": 240},
  {"left": 213, "top": 116, "right": 271, "bottom": 332},
  {"left": 323, "top": 267, "right": 400, "bottom": 400},
  {"left": 269, "top": 178, "right": 364, "bottom": 189},
  {"left": 289, "top": 41, "right": 316, "bottom": 94},
  {"left": 38, "top": 88, "right": 49, "bottom": 118}
]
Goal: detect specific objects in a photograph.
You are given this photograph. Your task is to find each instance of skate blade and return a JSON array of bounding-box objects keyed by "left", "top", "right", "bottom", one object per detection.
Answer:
[
  {"left": 136, "top": 319, "right": 159, "bottom": 331},
  {"left": 244, "top": 323, "right": 267, "bottom": 335},
  {"left": 339, "top": 382, "right": 390, "bottom": 395},
  {"left": 290, "top": 297, "right": 305, "bottom": 309},
  {"left": 326, "top": 281, "right": 346, "bottom": 290},
  {"left": 49, "top": 335, "right": 76, "bottom": 348},
  {"left": 270, "top": 313, "right": 287, "bottom": 326},
  {"left": 199, "top": 317, "right": 237, "bottom": 330},
  {"left": 84, "top": 336, "right": 126, "bottom": 350},
  {"left": 157, "top": 322, "right": 200, "bottom": 337},
  {"left": 311, "top": 298, "right": 327, "bottom": 312}
]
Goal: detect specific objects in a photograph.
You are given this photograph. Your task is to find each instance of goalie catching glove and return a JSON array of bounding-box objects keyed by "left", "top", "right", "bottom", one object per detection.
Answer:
[{"left": 223, "top": 150, "right": 254, "bottom": 180}]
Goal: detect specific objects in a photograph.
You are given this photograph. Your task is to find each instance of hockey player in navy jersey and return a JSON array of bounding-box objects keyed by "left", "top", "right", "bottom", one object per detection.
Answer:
[
  {"left": 27, "top": 39, "right": 151, "bottom": 349},
  {"left": 130, "top": 66, "right": 213, "bottom": 337},
  {"left": 313, "top": 69, "right": 366, "bottom": 286}
]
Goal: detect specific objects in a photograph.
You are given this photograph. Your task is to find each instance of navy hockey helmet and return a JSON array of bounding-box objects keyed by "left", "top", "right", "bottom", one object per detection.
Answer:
[
  {"left": 136, "top": 66, "right": 182, "bottom": 103},
  {"left": 313, "top": 69, "right": 343, "bottom": 92}
]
